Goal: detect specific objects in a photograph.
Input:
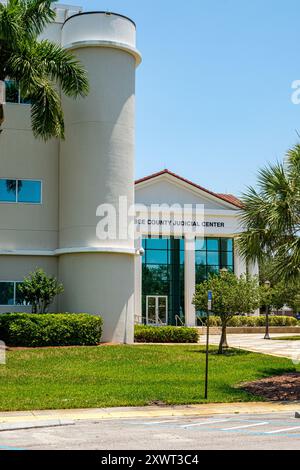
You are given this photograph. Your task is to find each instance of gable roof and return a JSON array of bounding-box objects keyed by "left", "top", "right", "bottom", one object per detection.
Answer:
[{"left": 135, "top": 169, "right": 243, "bottom": 209}]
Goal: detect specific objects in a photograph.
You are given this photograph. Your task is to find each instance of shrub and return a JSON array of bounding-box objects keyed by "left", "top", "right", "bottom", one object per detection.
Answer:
[
  {"left": 205, "top": 315, "right": 299, "bottom": 327},
  {"left": 18, "top": 268, "right": 64, "bottom": 314},
  {"left": 134, "top": 325, "right": 199, "bottom": 343},
  {"left": 0, "top": 313, "right": 103, "bottom": 347}
]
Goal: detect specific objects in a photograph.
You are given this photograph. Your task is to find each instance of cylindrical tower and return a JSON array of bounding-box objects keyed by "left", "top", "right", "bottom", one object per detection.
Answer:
[{"left": 58, "top": 12, "right": 141, "bottom": 343}]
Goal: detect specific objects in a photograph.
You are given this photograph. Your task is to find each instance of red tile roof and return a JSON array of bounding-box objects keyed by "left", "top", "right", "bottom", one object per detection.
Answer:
[{"left": 135, "top": 169, "right": 242, "bottom": 208}]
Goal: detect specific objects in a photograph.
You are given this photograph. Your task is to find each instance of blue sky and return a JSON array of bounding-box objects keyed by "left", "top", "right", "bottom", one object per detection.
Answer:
[{"left": 62, "top": 0, "right": 300, "bottom": 195}]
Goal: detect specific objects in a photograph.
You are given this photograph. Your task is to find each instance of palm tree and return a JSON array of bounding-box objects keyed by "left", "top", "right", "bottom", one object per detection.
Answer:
[
  {"left": 0, "top": 0, "right": 89, "bottom": 140},
  {"left": 238, "top": 144, "right": 300, "bottom": 281}
]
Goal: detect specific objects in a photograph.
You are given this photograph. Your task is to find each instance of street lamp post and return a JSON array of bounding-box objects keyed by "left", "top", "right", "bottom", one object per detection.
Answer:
[{"left": 264, "top": 280, "right": 271, "bottom": 340}]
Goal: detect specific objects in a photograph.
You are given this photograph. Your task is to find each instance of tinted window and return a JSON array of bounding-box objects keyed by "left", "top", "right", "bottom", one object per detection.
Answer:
[
  {"left": 207, "top": 251, "right": 219, "bottom": 265},
  {"left": 146, "top": 250, "right": 168, "bottom": 265},
  {"left": 195, "top": 238, "right": 206, "bottom": 251},
  {"left": 207, "top": 239, "right": 219, "bottom": 251},
  {"left": 18, "top": 180, "right": 41, "bottom": 203},
  {"left": 0, "top": 282, "right": 15, "bottom": 305},
  {"left": 145, "top": 238, "right": 168, "bottom": 250},
  {"left": 220, "top": 238, "right": 233, "bottom": 252},
  {"left": 0, "top": 179, "right": 16, "bottom": 202},
  {"left": 195, "top": 251, "right": 206, "bottom": 265}
]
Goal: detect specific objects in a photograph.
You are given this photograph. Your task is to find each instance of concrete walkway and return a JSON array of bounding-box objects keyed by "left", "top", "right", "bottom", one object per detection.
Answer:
[{"left": 200, "top": 333, "right": 300, "bottom": 360}]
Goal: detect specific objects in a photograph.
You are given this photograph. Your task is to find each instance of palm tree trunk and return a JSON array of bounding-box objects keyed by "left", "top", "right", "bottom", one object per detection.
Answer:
[
  {"left": 0, "top": 80, "right": 5, "bottom": 127},
  {"left": 218, "top": 322, "right": 229, "bottom": 354}
]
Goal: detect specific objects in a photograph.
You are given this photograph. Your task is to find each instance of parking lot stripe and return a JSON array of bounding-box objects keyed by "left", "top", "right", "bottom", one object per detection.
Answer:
[
  {"left": 144, "top": 420, "right": 179, "bottom": 425},
  {"left": 222, "top": 422, "right": 268, "bottom": 431},
  {"left": 182, "top": 419, "right": 232, "bottom": 428},
  {"left": 265, "top": 426, "right": 300, "bottom": 434}
]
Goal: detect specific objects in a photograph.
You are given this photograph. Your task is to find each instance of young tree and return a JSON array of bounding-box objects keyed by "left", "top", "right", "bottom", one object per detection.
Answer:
[
  {"left": 0, "top": 0, "right": 89, "bottom": 139},
  {"left": 193, "top": 272, "right": 260, "bottom": 354},
  {"left": 18, "top": 268, "right": 64, "bottom": 313}
]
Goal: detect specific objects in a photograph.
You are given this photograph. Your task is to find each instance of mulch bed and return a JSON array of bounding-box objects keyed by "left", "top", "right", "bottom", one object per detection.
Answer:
[{"left": 241, "top": 373, "right": 300, "bottom": 401}]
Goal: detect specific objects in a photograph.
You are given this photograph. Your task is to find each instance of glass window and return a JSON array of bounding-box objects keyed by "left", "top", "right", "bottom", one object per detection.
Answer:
[
  {"left": 18, "top": 180, "right": 41, "bottom": 203},
  {"left": 0, "top": 282, "right": 15, "bottom": 305},
  {"left": 195, "top": 238, "right": 234, "bottom": 284},
  {"left": 145, "top": 238, "right": 168, "bottom": 250},
  {"left": 146, "top": 250, "right": 168, "bottom": 265},
  {"left": 207, "top": 238, "right": 219, "bottom": 251},
  {"left": 142, "top": 236, "right": 185, "bottom": 325},
  {"left": 0, "top": 179, "right": 42, "bottom": 204},
  {"left": 195, "top": 238, "right": 206, "bottom": 251},
  {"left": 220, "top": 238, "right": 233, "bottom": 252},
  {"left": 5, "top": 80, "right": 30, "bottom": 104},
  {"left": 207, "top": 266, "right": 219, "bottom": 276},
  {"left": 15, "top": 282, "right": 28, "bottom": 305},
  {"left": 195, "top": 251, "right": 206, "bottom": 265},
  {"left": 207, "top": 251, "right": 219, "bottom": 266},
  {"left": 220, "top": 251, "right": 233, "bottom": 267},
  {"left": 0, "top": 179, "right": 17, "bottom": 202},
  {"left": 5, "top": 80, "right": 19, "bottom": 103}
]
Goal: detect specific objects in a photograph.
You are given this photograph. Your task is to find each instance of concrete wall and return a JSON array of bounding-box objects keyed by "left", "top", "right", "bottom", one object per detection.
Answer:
[{"left": 58, "top": 253, "right": 134, "bottom": 342}]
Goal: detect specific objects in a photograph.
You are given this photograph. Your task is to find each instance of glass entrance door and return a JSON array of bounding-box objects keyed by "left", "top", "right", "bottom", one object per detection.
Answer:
[{"left": 146, "top": 296, "right": 168, "bottom": 325}]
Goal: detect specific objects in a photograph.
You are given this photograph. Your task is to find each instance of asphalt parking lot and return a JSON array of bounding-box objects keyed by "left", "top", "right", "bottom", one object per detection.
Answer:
[{"left": 1, "top": 412, "right": 300, "bottom": 450}]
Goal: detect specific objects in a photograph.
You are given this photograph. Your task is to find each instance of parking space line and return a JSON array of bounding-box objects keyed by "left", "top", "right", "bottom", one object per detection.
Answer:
[
  {"left": 143, "top": 420, "right": 180, "bottom": 425},
  {"left": 265, "top": 426, "right": 300, "bottom": 434},
  {"left": 222, "top": 422, "right": 268, "bottom": 431},
  {"left": 182, "top": 419, "right": 232, "bottom": 428}
]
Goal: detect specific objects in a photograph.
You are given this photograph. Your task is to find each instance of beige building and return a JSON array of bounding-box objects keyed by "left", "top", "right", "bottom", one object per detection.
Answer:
[{"left": 0, "top": 5, "right": 255, "bottom": 342}]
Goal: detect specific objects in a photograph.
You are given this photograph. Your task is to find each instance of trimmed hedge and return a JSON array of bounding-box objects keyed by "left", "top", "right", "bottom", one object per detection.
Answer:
[
  {"left": 134, "top": 325, "right": 199, "bottom": 343},
  {"left": 0, "top": 313, "right": 103, "bottom": 347},
  {"left": 205, "top": 315, "right": 299, "bottom": 327}
]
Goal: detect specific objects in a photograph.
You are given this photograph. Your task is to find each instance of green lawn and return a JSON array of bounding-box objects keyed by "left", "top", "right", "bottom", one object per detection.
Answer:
[{"left": 0, "top": 345, "right": 298, "bottom": 411}]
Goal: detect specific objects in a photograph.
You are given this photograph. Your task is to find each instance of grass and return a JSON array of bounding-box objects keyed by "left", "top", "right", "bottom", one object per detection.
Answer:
[
  {"left": 271, "top": 336, "right": 300, "bottom": 341},
  {"left": 0, "top": 345, "right": 298, "bottom": 411}
]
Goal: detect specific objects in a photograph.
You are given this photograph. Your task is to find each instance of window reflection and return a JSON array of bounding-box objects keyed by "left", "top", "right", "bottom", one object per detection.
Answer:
[
  {"left": 195, "top": 237, "right": 234, "bottom": 281},
  {"left": 18, "top": 180, "right": 41, "bottom": 203},
  {"left": 0, "top": 180, "right": 16, "bottom": 202},
  {"left": 0, "top": 179, "right": 41, "bottom": 203}
]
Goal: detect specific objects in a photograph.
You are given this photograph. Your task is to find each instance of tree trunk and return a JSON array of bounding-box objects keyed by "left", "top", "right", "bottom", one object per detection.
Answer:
[
  {"left": 218, "top": 322, "right": 229, "bottom": 354},
  {"left": 0, "top": 80, "right": 5, "bottom": 127}
]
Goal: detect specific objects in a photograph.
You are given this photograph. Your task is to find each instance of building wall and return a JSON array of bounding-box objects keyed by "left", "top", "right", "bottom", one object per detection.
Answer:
[
  {"left": 0, "top": 255, "right": 58, "bottom": 313},
  {"left": 0, "top": 106, "right": 59, "bottom": 251},
  {"left": 58, "top": 253, "right": 134, "bottom": 343}
]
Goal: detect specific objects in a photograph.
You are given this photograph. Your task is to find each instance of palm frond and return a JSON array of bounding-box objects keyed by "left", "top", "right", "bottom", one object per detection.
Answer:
[
  {"left": 20, "top": 0, "right": 56, "bottom": 37},
  {"left": 33, "top": 40, "right": 89, "bottom": 97},
  {"left": 30, "top": 78, "right": 64, "bottom": 140}
]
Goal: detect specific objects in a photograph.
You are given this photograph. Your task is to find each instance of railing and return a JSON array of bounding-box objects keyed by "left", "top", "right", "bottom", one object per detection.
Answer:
[{"left": 175, "top": 315, "right": 185, "bottom": 327}]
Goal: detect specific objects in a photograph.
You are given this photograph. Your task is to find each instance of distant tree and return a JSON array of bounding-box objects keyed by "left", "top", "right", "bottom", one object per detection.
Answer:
[
  {"left": 18, "top": 268, "right": 64, "bottom": 313},
  {"left": 259, "top": 257, "right": 300, "bottom": 314},
  {"left": 193, "top": 272, "right": 260, "bottom": 354}
]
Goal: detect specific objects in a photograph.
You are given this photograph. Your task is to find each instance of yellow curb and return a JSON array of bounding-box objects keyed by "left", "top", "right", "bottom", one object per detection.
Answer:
[{"left": 0, "top": 402, "right": 300, "bottom": 425}]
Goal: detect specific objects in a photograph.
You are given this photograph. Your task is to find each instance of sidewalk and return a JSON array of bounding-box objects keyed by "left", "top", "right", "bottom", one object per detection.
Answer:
[
  {"left": 200, "top": 333, "right": 300, "bottom": 359},
  {"left": 1, "top": 402, "right": 300, "bottom": 431}
]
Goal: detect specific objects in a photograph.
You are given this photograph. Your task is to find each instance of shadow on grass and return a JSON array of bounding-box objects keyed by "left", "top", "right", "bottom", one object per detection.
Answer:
[
  {"left": 258, "top": 367, "right": 297, "bottom": 378},
  {"left": 191, "top": 348, "right": 251, "bottom": 357}
]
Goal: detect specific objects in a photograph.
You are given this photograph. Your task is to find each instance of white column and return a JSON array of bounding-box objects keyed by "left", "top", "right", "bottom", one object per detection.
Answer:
[
  {"left": 134, "top": 239, "right": 143, "bottom": 324},
  {"left": 184, "top": 237, "right": 196, "bottom": 326},
  {"left": 248, "top": 260, "right": 259, "bottom": 277},
  {"left": 234, "top": 240, "right": 247, "bottom": 277}
]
